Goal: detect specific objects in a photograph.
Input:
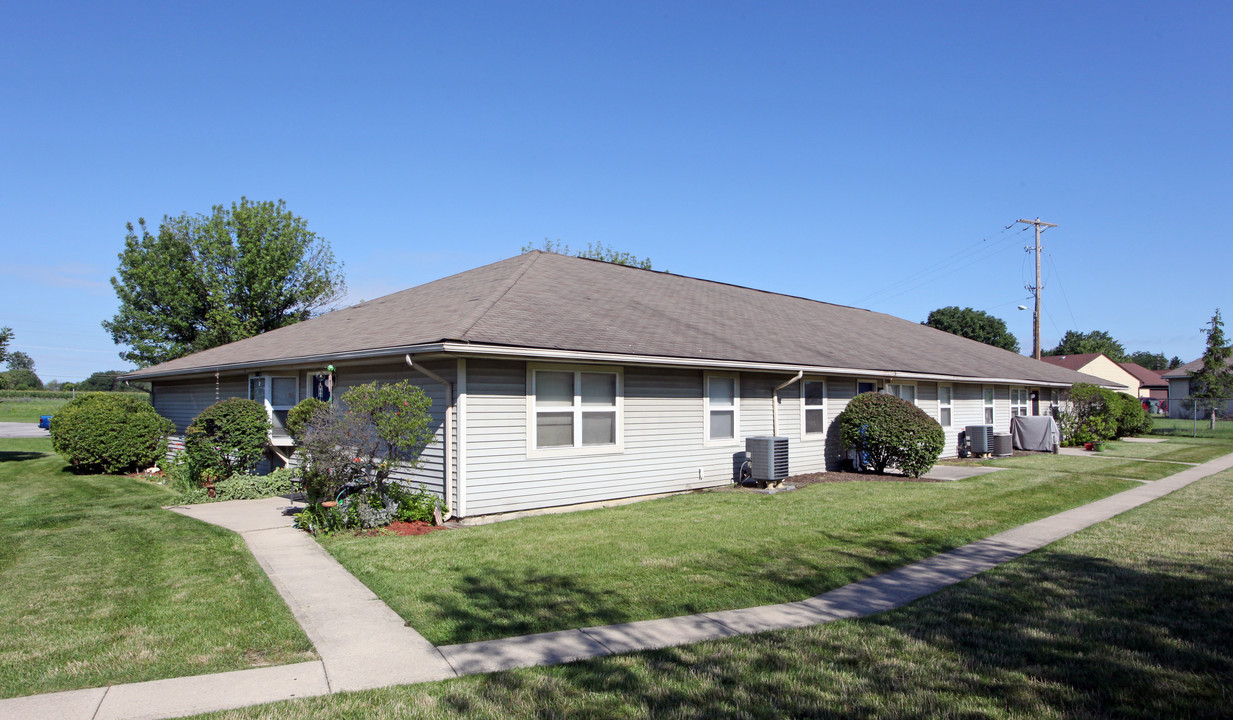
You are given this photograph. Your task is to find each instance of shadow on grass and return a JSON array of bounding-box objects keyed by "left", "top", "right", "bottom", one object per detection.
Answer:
[
  {"left": 432, "top": 551, "right": 1232, "bottom": 719},
  {"left": 0, "top": 450, "right": 46, "bottom": 463}
]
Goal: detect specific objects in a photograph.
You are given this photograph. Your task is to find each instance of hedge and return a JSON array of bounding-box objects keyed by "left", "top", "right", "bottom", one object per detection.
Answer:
[{"left": 50, "top": 393, "right": 173, "bottom": 474}]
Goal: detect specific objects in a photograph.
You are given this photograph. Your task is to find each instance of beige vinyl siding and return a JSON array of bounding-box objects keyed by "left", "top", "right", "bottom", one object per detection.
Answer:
[
  {"left": 152, "top": 375, "right": 248, "bottom": 433},
  {"left": 464, "top": 361, "right": 823, "bottom": 517}
]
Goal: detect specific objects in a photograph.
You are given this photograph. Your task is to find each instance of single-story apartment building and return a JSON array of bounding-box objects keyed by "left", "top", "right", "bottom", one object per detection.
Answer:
[{"left": 126, "top": 251, "right": 1114, "bottom": 520}]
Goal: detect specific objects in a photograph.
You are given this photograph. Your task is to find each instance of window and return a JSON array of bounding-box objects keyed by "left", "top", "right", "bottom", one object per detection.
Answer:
[
  {"left": 705, "top": 374, "right": 739, "bottom": 442},
  {"left": 983, "top": 386, "right": 995, "bottom": 424},
  {"left": 938, "top": 384, "right": 953, "bottom": 427},
  {"left": 857, "top": 380, "right": 877, "bottom": 395},
  {"left": 1011, "top": 387, "right": 1028, "bottom": 417},
  {"left": 530, "top": 367, "right": 621, "bottom": 451},
  {"left": 250, "top": 374, "right": 298, "bottom": 435},
  {"left": 803, "top": 380, "right": 826, "bottom": 434},
  {"left": 886, "top": 383, "right": 916, "bottom": 405}
]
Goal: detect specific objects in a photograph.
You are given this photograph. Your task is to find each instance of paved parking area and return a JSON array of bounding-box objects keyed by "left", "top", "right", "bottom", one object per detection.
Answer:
[{"left": 0, "top": 421, "right": 49, "bottom": 439}]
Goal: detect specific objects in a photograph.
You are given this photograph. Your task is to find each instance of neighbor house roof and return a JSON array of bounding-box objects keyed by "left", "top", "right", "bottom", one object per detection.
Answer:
[
  {"left": 1038, "top": 353, "right": 1104, "bottom": 372},
  {"left": 1118, "top": 362, "right": 1168, "bottom": 388},
  {"left": 126, "top": 251, "right": 1113, "bottom": 387},
  {"left": 1162, "top": 357, "right": 1233, "bottom": 379}
]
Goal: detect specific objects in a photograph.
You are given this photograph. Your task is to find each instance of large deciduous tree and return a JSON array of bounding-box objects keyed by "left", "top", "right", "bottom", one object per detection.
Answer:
[
  {"left": 522, "top": 239, "right": 653, "bottom": 269},
  {"left": 1043, "top": 330, "right": 1127, "bottom": 362},
  {"left": 104, "top": 198, "right": 346, "bottom": 367},
  {"left": 6, "top": 351, "right": 35, "bottom": 372},
  {"left": 1188, "top": 309, "right": 1233, "bottom": 429},
  {"left": 921, "top": 307, "right": 1019, "bottom": 353},
  {"left": 1127, "top": 351, "right": 1168, "bottom": 371}
]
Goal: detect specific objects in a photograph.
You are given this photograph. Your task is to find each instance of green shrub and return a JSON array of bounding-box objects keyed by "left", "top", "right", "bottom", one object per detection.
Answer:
[
  {"left": 286, "top": 397, "right": 328, "bottom": 439},
  {"left": 837, "top": 392, "right": 945, "bottom": 477},
  {"left": 185, "top": 398, "right": 271, "bottom": 480},
  {"left": 389, "top": 482, "right": 445, "bottom": 523},
  {"left": 1059, "top": 384, "right": 1148, "bottom": 444},
  {"left": 50, "top": 392, "right": 173, "bottom": 474},
  {"left": 1112, "top": 391, "right": 1152, "bottom": 438}
]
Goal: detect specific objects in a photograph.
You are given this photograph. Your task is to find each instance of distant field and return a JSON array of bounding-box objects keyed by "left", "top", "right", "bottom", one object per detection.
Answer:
[{"left": 0, "top": 398, "right": 69, "bottom": 423}]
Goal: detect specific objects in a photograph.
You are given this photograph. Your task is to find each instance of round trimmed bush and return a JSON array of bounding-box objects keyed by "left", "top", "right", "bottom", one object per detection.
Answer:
[
  {"left": 51, "top": 393, "right": 173, "bottom": 474},
  {"left": 837, "top": 392, "right": 945, "bottom": 477},
  {"left": 185, "top": 398, "right": 271, "bottom": 480},
  {"left": 286, "top": 397, "right": 329, "bottom": 440}
]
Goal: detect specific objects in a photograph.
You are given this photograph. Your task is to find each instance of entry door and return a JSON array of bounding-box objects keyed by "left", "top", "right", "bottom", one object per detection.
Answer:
[{"left": 1031, "top": 390, "right": 1040, "bottom": 416}]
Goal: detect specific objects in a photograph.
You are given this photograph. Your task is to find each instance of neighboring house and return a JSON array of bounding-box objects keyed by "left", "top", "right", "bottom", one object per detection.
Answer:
[
  {"left": 126, "top": 251, "right": 1116, "bottom": 520},
  {"left": 1040, "top": 353, "right": 1137, "bottom": 395},
  {"left": 1117, "top": 362, "right": 1168, "bottom": 401},
  {"left": 1161, "top": 358, "right": 1233, "bottom": 419}
]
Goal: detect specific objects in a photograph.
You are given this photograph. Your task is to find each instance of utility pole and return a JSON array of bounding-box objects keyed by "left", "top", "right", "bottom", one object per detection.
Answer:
[{"left": 1017, "top": 217, "right": 1057, "bottom": 360}]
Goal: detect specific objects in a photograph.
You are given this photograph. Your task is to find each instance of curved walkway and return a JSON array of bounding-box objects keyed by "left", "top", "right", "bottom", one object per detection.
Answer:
[{"left": 5, "top": 452, "right": 1233, "bottom": 720}]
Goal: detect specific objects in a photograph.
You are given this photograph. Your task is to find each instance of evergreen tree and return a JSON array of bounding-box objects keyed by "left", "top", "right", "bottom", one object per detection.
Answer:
[{"left": 1188, "top": 309, "right": 1233, "bottom": 429}]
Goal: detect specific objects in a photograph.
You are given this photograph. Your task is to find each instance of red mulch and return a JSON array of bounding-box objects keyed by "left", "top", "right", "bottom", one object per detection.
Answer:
[{"left": 372, "top": 520, "right": 446, "bottom": 536}]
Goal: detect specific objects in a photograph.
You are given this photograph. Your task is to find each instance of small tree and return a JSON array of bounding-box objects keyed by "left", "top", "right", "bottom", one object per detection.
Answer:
[
  {"left": 293, "top": 380, "right": 436, "bottom": 532},
  {"left": 1189, "top": 309, "right": 1233, "bottom": 430},
  {"left": 185, "top": 398, "right": 271, "bottom": 480},
  {"left": 837, "top": 392, "right": 944, "bottom": 477},
  {"left": 0, "top": 326, "right": 11, "bottom": 365}
]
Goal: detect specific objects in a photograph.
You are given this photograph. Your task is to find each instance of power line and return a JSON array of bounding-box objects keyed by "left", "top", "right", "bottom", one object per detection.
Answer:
[{"left": 860, "top": 225, "right": 1029, "bottom": 307}]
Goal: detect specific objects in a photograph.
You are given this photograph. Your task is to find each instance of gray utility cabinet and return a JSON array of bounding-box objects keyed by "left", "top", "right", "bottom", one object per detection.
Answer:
[{"left": 745, "top": 436, "right": 789, "bottom": 486}]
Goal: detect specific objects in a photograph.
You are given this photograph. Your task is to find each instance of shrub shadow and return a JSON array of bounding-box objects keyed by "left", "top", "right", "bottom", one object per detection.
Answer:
[{"left": 0, "top": 451, "right": 46, "bottom": 463}]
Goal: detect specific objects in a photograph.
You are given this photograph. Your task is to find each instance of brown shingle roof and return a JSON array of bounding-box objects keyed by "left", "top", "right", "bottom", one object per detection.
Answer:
[
  {"left": 1118, "top": 362, "right": 1168, "bottom": 388},
  {"left": 1162, "top": 357, "right": 1233, "bottom": 379},
  {"left": 125, "top": 251, "right": 1111, "bottom": 387}
]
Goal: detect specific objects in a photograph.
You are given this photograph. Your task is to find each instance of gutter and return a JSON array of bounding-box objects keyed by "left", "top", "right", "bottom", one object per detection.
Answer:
[
  {"left": 405, "top": 355, "right": 454, "bottom": 519},
  {"left": 771, "top": 371, "right": 804, "bottom": 436},
  {"left": 126, "top": 341, "right": 1087, "bottom": 390}
]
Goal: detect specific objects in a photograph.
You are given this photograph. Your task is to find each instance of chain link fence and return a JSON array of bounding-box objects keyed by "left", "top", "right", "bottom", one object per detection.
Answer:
[{"left": 1158, "top": 397, "right": 1233, "bottom": 437}]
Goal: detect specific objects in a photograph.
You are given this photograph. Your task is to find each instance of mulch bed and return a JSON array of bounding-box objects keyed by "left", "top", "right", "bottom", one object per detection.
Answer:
[{"left": 363, "top": 520, "right": 449, "bottom": 537}]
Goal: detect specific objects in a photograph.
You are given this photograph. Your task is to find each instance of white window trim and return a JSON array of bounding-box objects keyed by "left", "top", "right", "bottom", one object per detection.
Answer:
[
  {"left": 250, "top": 373, "right": 299, "bottom": 437},
  {"left": 801, "top": 377, "right": 827, "bottom": 437},
  {"left": 526, "top": 364, "right": 624, "bottom": 458},
  {"left": 938, "top": 383, "right": 953, "bottom": 427},
  {"left": 885, "top": 381, "right": 917, "bottom": 405},
  {"left": 856, "top": 378, "right": 879, "bottom": 395},
  {"left": 1012, "top": 386, "right": 1029, "bottom": 417},
  {"left": 983, "top": 385, "right": 995, "bottom": 425},
  {"left": 704, "top": 372, "right": 741, "bottom": 446}
]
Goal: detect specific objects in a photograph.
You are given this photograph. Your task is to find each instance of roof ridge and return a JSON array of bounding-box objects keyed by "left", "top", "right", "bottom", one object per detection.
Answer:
[{"left": 456, "top": 252, "right": 543, "bottom": 340}]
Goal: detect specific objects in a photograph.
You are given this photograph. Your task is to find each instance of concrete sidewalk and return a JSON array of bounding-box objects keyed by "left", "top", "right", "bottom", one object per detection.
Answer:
[{"left": 5, "top": 452, "right": 1232, "bottom": 720}]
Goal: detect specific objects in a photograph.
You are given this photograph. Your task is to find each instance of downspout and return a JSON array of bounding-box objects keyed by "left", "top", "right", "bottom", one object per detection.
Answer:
[
  {"left": 406, "top": 355, "right": 453, "bottom": 518},
  {"left": 772, "top": 371, "right": 804, "bottom": 436}
]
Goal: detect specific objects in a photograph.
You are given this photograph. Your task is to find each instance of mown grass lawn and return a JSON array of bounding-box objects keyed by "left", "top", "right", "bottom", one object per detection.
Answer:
[
  {"left": 319, "top": 451, "right": 1171, "bottom": 646},
  {"left": 0, "top": 438, "right": 315, "bottom": 698},
  {"left": 1151, "top": 416, "right": 1233, "bottom": 440},
  {"left": 193, "top": 459, "right": 1233, "bottom": 719}
]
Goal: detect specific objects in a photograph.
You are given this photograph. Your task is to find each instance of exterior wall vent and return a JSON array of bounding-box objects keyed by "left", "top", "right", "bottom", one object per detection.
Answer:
[
  {"left": 966, "top": 424, "right": 995, "bottom": 454},
  {"left": 745, "top": 436, "right": 789, "bottom": 487}
]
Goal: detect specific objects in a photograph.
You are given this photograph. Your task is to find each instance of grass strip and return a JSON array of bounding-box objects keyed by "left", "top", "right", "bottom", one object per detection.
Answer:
[
  {"left": 0, "top": 439, "right": 315, "bottom": 698},
  {"left": 0, "top": 398, "right": 67, "bottom": 423},
  {"left": 192, "top": 456, "right": 1233, "bottom": 719},
  {"left": 320, "top": 451, "right": 1160, "bottom": 645}
]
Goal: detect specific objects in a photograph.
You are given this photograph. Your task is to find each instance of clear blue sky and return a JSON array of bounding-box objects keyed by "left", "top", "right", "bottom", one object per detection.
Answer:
[{"left": 2, "top": 1, "right": 1229, "bottom": 383}]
